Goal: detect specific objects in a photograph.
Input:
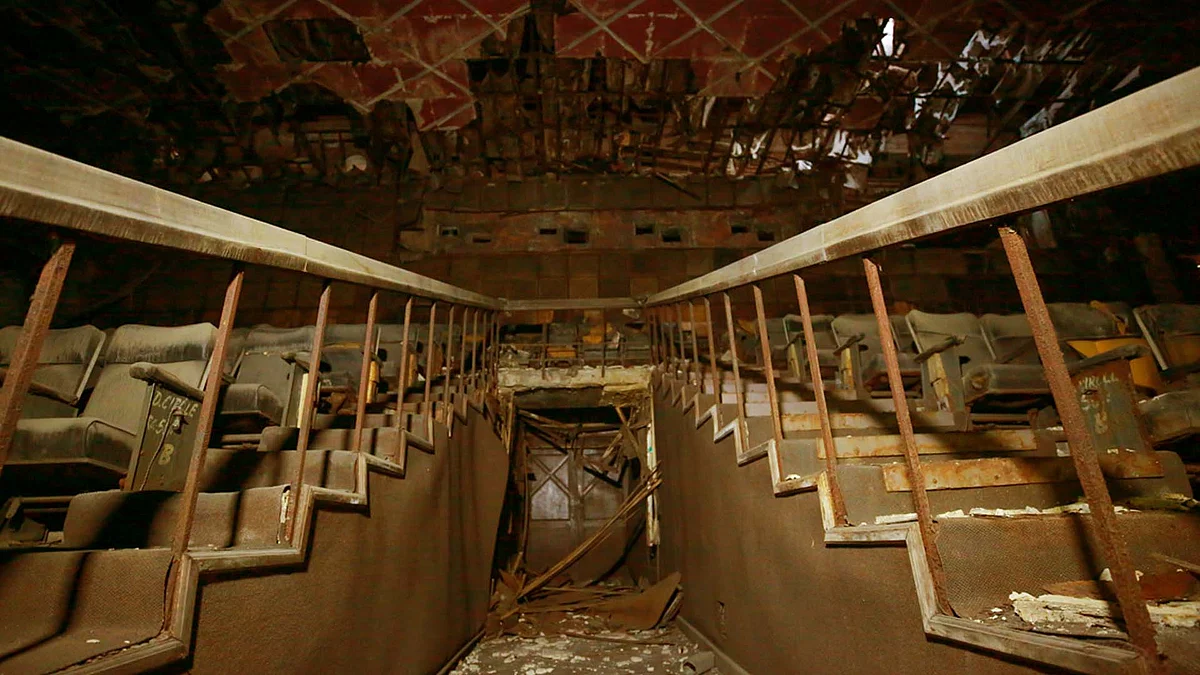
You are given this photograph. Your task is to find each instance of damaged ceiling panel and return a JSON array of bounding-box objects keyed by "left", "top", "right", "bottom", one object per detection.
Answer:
[{"left": 0, "top": 0, "right": 1196, "bottom": 208}]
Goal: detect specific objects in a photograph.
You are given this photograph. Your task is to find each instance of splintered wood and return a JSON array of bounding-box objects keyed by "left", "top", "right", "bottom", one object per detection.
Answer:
[{"left": 489, "top": 466, "right": 676, "bottom": 637}]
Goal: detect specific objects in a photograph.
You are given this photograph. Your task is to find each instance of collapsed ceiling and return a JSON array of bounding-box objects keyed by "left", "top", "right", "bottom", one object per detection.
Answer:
[{"left": 1, "top": 0, "right": 1196, "bottom": 207}]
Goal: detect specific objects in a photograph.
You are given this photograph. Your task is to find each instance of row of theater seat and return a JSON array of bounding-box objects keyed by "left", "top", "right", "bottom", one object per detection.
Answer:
[{"left": 0, "top": 322, "right": 449, "bottom": 497}]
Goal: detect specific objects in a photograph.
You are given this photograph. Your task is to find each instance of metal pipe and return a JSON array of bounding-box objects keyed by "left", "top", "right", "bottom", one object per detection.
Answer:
[
  {"left": 424, "top": 302, "right": 437, "bottom": 438},
  {"left": 794, "top": 274, "right": 847, "bottom": 526},
  {"left": 0, "top": 238, "right": 74, "bottom": 474},
  {"left": 168, "top": 266, "right": 243, "bottom": 627},
  {"left": 863, "top": 259, "right": 952, "bottom": 615},
  {"left": 351, "top": 291, "right": 379, "bottom": 455},
  {"left": 286, "top": 280, "right": 331, "bottom": 542},
  {"left": 675, "top": 303, "right": 687, "bottom": 374},
  {"left": 455, "top": 307, "right": 470, "bottom": 419},
  {"left": 999, "top": 227, "right": 1161, "bottom": 669},
  {"left": 752, "top": 285, "right": 785, "bottom": 455},
  {"left": 723, "top": 292, "right": 748, "bottom": 441}
]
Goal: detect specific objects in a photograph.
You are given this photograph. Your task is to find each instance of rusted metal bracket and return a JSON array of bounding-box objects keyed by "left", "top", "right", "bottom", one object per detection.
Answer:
[{"left": 286, "top": 280, "right": 331, "bottom": 543}]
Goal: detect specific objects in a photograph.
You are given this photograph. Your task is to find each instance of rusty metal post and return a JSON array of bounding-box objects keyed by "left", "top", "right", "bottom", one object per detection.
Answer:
[
  {"left": 441, "top": 305, "right": 457, "bottom": 423},
  {"left": 999, "top": 227, "right": 1161, "bottom": 668},
  {"left": 351, "top": 291, "right": 379, "bottom": 455},
  {"left": 703, "top": 297, "right": 720, "bottom": 399},
  {"left": 424, "top": 302, "right": 437, "bottom": 437},
  {"left": 0, "top": 239, "right": 74, "bottom": 474},
  {"left": 863, "top": 258, "right": 953, "bottom": 615},
  {"left": 663, "top": 307, "right": 676, "bottom": 367},
  {"left": 286, "top": 280, "right": 332, "bottom": 543},
  {"left": 540, "top": 321, "right": 549, "bottom": 379},
  {"left": 723, "top": 292, "right": 748, "bottom": 439},
  {"left": 168, "top": 266, "right": 243, "bottom": 622},
  {"left": 688, "top": 300, "right": 701, "bottom": 385},
  {"left": 752, "top": 285, "right": 785, "bottom": 458},
  {"left": 794, "top": 275, "right": 848, "bottom": 526},
  {"left": 491, "top": 311, "right": 502, "bottom": 392}
]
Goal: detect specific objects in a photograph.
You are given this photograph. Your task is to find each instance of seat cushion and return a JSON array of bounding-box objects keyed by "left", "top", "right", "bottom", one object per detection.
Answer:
[
  {"left": 219, "top": 383, "right": 284, "bottom": 425},
  {"left": 961, "top": 363, "right": 1049, "bottom": 403},
  {"left": 1140, "top": 389, "right": 1200, "bottom": 444},
  {"left": 9, "top": 417, "right": 137, "bottom": 473}
]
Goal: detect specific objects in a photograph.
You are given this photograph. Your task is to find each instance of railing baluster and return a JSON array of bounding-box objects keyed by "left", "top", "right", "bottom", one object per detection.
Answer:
[
  {"left": 688, "top": 300, "right": 701, "bottom": 385},
  {"left": 441, "top": 305, "right": 457, "bottom": 424},
  {"left": 722, "top": 292, "right": 747, "bottom": 440},
  {"left": 794, "top": 274, "right": 847, "bottom": 526},
  {"left": 455, "top": 307, "right": 470, "bottom": 420},
  {"left": 863, "top": 258, "right": 952, "bottom": 614},
  {"left": 703, "top": 297, "right": 719, "bottom": 400},
  {"left": 468, "top": 307, "right": 480, "bottom": 388},
  {"left": 168, "top": 266, "right": 243, "bottom": 627},
  {"left": 395, "top": 296, "right": 414, "bottom": 462},
  {"left": 752, "top": 285, "right": 785, "bottom": 457},
  {"left": 674, "top": 303, "right": 687, "bottom": 374},
  {"left": 424, "top": 302, "right": 437, "bottom": 438},
  {"left": 351, "top": 290, "right": 379, "bottom": 456},
  {"left": 286, "top": 280, "right": 331, "bottom": 543},
  {"left": 998, "top": 227, "right": 1161, "bottom": 669},
  {"left": 0, "top": 238, "right": 74, "bottom": 473}
]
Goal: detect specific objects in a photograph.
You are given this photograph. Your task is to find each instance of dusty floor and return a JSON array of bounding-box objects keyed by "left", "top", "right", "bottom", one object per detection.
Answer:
[{"left": 450, "top": 620, "right": 719, "bottom": 674}]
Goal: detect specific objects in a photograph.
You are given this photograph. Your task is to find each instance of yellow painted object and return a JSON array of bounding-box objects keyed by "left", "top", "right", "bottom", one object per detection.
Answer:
[{"left": 1067, "top": 338, "right": 1163, "bottom": 392}]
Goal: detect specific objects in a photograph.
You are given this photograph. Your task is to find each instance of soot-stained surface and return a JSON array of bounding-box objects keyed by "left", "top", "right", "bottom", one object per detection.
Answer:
[{"left": 452, "top": 621, "right": 717, "bottom": 675}]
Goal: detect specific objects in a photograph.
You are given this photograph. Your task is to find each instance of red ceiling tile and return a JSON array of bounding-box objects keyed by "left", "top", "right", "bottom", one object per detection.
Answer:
[
  {"left": 278, "top": 0, "right": 344, "bottom": 20},
  {"left": 362, "top": 19, "right": 420, "bottom": 62},
  {"left": 205, "top": 3, "right": 250, "bottom": 37},
  {"left": 556, "top": 12, "right": 600, "bottom": 51},
  {"left": 606, "top": 2, "right": 696, "bottom": 61},
  {"left": 217, "top": 62, "right": 293, "bottom": 101},
  {"left": 467, "top": 0, "right": 529, "bottom": 17},
  {"left": 819, "top": 0, "right": 889, "bottom": 38},
  {"left": 410, "top": 96, "right": 477, "bottom": 129},
  {"left": 224, "top": 27, "right": 283, "bottom": 66},
  {"left": 411, "top": 15, "right": 493, "bottom": 62},
  {"left": 782, "top": 28, "right": 830, "bottom": 56},
  {"left": 672, "top": 0, "right": 737, "bottom": 21},
  {"left": 570, "top": 0, "right": 639, "bottom": 21},
  {"left": 651, "top": 25, "right": 723, "bottom": 58},
  {"left": 739, "top": 14, "right": 808, "bottom": 58}
]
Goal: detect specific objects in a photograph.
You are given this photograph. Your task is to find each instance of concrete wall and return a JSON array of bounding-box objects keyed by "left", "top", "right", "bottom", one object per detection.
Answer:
[
  {"left": 651, "top": 394, "right": 1046, "bottom": 675},
  {"left": 183, "top": 408, "right": 508, "bottom": 674}
]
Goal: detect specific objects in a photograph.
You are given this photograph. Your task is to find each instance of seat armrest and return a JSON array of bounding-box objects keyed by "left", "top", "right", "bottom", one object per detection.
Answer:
[
  {"left": 1065, "top": 344, "right": 1150, "bottom": 376},
  {"left": 280, "top": 352, "right": 331, "bottom": 373},
  {"left": 0, "top": 367, "right": 79, "bottom": 406},
  {"left": 914, "top": 335, "right": 966, "bottom": 364},
  {"left": 129, "top": 362, "right": 205, "bottom": 400},
  {"left": 832, "top": 333, "right": 865, "bottom": 356}
]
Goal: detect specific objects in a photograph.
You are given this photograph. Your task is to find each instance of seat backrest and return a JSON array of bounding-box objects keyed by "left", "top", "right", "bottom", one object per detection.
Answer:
[
  {"left": 1045, "top": 302, "right": 1136, "bottom": 340},
  {"left": 980, "top": 314, "right": 1040, "bottom": 365},
  {"left": 905, "top": 311, "right": 992, "bottom": 366},
  {"left": 0, "top": 324, "right": 106, "bottom": 406},
  {"left": 83, "top": 323, "right": 216, "bottom": 433},
  {"left": 830, "top": 315, "right": 913, "bottom": 355},
  {"left": 783, "top": 315, "right": 836, "bottom": 351},
  {"left": 1134, "top": 304, "right": 1200, "bottom": 369}
]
